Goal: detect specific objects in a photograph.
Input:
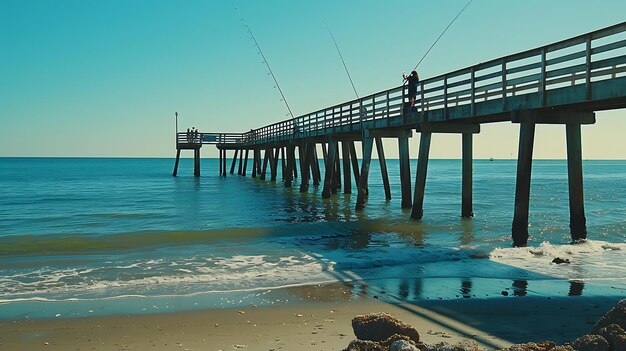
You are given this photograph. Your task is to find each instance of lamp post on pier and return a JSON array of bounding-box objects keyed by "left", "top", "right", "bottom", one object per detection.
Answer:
[{"left": 175, "top": 112, "right": 178, "bottom": 147}]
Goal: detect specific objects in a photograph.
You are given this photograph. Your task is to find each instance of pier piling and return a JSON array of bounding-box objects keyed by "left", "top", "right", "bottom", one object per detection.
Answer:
[
  {"left": 172, "top": 149, "right": 181, "bottom": 177},
  {"left": 349, "top": 141, "right": 360, "bottom": 186},
  {"left": 566, "top": 123, "right": 587, "bottom": 241},
  {"left": 342, "top": 141, "right": 351, "bottom": 194},
  {"left": 462, "top": 133, "right": 473, "bottom": 218},
  {"left": 322, "top": 141, "right": 337, "bottom": 198},
  {"left": 376, "top": 137, "right": 392, "bottom": 201},
  {"left": 268, "top": 148, "right": 277, "bottom": 181},
  {"left": 356, "top": 137, "right": 374, "bottom": 210},
  {"left": 300, "top": 143, "right": 314, "bottom": 193},
  {"left": 221, "top": 150, "right": 226, "bottom": 177},
  {"left": 511, "top": 122, "right": 535, "bottom": 247},
  {"left": 230, "top": 149, "right": 239, "bottom": 175},
  {"left": 312, "top": 146, "right": 321, "bottom": 186},
  {"left": 251, "top": 149, "right": 258, "bottom": 178},
  {"left": 411, "top": 132, "right": 432, "bottom": 220},
  {"left": 260, "top": 148, "right": 270, "bottom": 181},
  {"left": 242, "top": 149, "right": 249, "bottom": 176},
  {"left": 237, "top": 149, "right": 244, "bottom": 175},
  {"left": 333, "top": 142, "right": 341, "bottom": 193},
  {"left": 219, "top": 149, "right": 223, "bottom": 176},
  {"left": 284, "top": 145, "right": 295, "bottom": 187},
  {"left": 398, "top": 136, "right": 412, "bottom": 209}
]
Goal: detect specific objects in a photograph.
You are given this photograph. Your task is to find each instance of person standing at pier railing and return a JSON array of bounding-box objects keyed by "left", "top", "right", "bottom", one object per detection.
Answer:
[{"left": 403, "top": 70, "right": 420, "bottom": 108}]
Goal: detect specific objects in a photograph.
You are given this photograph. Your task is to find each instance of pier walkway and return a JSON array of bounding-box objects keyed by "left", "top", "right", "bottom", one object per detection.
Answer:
[{"left": 173, "top": 22, "right": 626, "bottom": 246}]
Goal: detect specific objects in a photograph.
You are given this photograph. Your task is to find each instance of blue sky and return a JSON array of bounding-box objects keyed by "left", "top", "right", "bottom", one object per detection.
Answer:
[{"left": 1, "top": 0, "right": 625, "bottom": 158}]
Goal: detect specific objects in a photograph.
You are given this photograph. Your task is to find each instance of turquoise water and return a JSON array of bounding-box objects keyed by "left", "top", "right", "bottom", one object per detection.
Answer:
[{"left": 0, "top": 157, "right": 624, "bottom": 320}]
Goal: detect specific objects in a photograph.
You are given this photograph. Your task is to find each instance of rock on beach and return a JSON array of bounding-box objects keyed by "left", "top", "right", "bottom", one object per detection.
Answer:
[{"left": 352, "top": 313, "right": 420, "bottom": 344}]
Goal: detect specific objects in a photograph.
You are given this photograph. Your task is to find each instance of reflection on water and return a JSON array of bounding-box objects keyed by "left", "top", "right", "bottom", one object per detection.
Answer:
[
  {"left": 512, "top": 280, "right": 528, "bottom": 297},
  {"left": 461, "top": 280, "right": 473, "bottom": 298},
  {"left": 569, "top": 280, "right": 585, "bottom": 296},
  {"left": 281, "top": 277, "right": 597, "bottom": 305},
  {"left": 459, "top": 218, "right": 474, "bottom": 246}
]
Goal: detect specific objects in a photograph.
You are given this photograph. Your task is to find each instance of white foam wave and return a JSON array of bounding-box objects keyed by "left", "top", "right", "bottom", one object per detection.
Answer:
[
  {"left": 490, "top": 239, "right": 626, "bottom": 281},
  {"left": 0, "top": 252, "right": 340, "bottom": 303}
]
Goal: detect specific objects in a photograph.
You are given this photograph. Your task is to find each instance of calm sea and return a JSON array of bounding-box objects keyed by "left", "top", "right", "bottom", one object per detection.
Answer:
[{"left": 0, "top": 157, "right": 624, "bottom": 319}]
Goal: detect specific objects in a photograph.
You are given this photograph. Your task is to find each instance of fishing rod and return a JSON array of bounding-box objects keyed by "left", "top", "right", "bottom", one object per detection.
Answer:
[
  {"left": 231, "top": 1, "right": 295, "bottom": 119},
  {"left": 324, "top": 24, "right": 369, "bottom": 121},
  {"left": 411, "top": 0, "right": 473, "bottom": 72},
  {"left": 326, "top": 24, "right": 359, "bottom": 99},
  {"left": 245, "top": 25, "right": 294, "bottom": 119}
]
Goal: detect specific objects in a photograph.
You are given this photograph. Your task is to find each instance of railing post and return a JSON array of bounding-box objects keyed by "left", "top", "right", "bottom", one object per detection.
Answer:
[
  {"left": 502, "top": 59, "right": 507, "bottom": 111},
  {"left": 540, "top": 48, "right": 547, "bottom": 107},
  {"left": 386, "top": 90, "right": 390, "bottom": 124},
  {"left": 585, "top": 34, "right": 592, "bottom": 100},
  {"left": 470, "top": 67, "right": 475, "bottom": 116},
  {"left": 371, "top": 95, "right": 376, "bottom": 120},
  {"left": 420, "top": 81, "right": 425, "bottom": 114},
  {"left": 358, "top": 98, "right": 364, "bottom": 131},
  {"left": 443, "top": 75, "right": 448, "bottom": 119}
]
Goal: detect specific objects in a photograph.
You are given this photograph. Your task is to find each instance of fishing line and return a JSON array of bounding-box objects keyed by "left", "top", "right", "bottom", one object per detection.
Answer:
[
  {"left": 411, "top": 0, "right": 473, "bottom": 72},
  {"left": 326, "top": 24, "right": 359, "bottom": 99},
  {"left": 230, "top": 1, "right": 295, "bottom": 119}
]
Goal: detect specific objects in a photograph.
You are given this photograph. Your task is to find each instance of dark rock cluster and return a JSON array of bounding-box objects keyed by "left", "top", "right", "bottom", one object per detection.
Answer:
[{"left": 342, "top": 299, "right": 626, "bottom": 351}]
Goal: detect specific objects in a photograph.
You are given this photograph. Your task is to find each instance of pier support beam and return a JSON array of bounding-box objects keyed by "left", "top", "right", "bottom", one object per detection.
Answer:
[
  {"left": 300, "top": 143, "right": 315, "bottom": 193},
  {"left": 221, "top": 150, "right": 226, "bottom": 177},
  {"left": 194, "top": 149, "right": 201, "bottom": 177},
  {"left": 342, "top": 141, "right": 351, "bottom": 194},
  {"left": 270, "top": 147, "right": 279, "bottom": 181},
  {"left": 256, "top": 149, "right": 262, "bottom": 176},
  {"left": 219, "top": 149, "right": 223, "bottom": 176},
  {"left": 349, "top": 141, "right": 360, "bottom": 186},
  {"left": 251, "top": 149, "right": 258, "bottom": 178},
  {"left": 242, "top": 149, "right": 249, "bottom": 176},
  {"left": 260, "top": 148, "right": 270, "bottom": 181},
  {"left": 333, "top": 142, "right": 341, "bottom": 194},
  {"left": 356, "top": 137, "right": 374, "bottom": 211},
  {"left": 312, "top": 145, "right": 321, "bottom": 186},
  {"left": 293, "top": 151, "right": 298, "bottom": 179},
  {"left": 511, "top": 122, "right": 536, "bottom": 247},
  {"left": 566, "top": 123, "right": 587, "bottom": 241},
  {"left": 172, "top": 149, "right": 181, "bottom": 177},
  {"left": 230, "top": 149, "right": 239, "bottom": 175},
  {"left": 298, "top": 144, "right": 306, "bottom": 182},
  {"left": 237, "top": 149, "right": 244, "bottom": 175},
  {"left": 284, "top": 145, "right": 296, "bottom": 188},
  {"left": 398, "top": 137, "right": 412, "bottom": 209},
  {"left": 375, "top": 138, "right": 391, "bottom": 201},
  {"left": 462, "top": 133, "right": 474, "bottom": 218},
  {"left": 322, "top": 141, "right": 337, "bottom": 198},
  {"left": 280, "top": 147, "right": 286, "bottom": 181},
  {"left": 411, "top": 132, "right": 431, "bottom": 220}
]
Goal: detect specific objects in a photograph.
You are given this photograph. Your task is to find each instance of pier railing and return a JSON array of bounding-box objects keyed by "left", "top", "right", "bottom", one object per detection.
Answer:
[
  {"left": 176, "top": 132, "right": 245, "bottom": 147},
  {"left": 210, "top": 21, "right": 626, "bottom": 147}
]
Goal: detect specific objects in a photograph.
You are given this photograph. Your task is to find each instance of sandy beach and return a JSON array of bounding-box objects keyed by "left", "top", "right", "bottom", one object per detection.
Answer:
[
  {"left": 1, "top": 282, "right": 620, "bottom": 351},
  {"left": 0, "top": 299, "right": 505, "bottom": 351}
]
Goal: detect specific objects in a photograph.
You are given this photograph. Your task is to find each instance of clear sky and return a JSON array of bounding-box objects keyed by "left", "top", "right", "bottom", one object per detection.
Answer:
[{"left": 1, "top": 0, "right": 625, "bottom": 159}]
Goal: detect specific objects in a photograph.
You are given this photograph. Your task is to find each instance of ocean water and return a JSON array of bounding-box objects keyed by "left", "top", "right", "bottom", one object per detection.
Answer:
[{"left": 0, "top": 157, "right": 624, "bottom": 320}]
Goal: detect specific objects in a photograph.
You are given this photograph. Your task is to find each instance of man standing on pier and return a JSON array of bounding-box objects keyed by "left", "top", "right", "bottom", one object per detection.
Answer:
[{"left": 403, "top": 70, "right": 420, "bottom": 108}]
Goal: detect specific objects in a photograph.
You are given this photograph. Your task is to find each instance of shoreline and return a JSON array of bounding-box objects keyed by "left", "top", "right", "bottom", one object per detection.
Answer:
[
  {"left": 0, "top": 282, "right": 622, "bottom": 351},
  {"left": 0, "top": 297, "right": 511, "bottom": 351}
]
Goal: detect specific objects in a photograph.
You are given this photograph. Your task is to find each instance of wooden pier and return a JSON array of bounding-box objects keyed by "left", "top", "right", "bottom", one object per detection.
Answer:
[{"left": 173, "top": 22, "right": 626, "bottom": 246}]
